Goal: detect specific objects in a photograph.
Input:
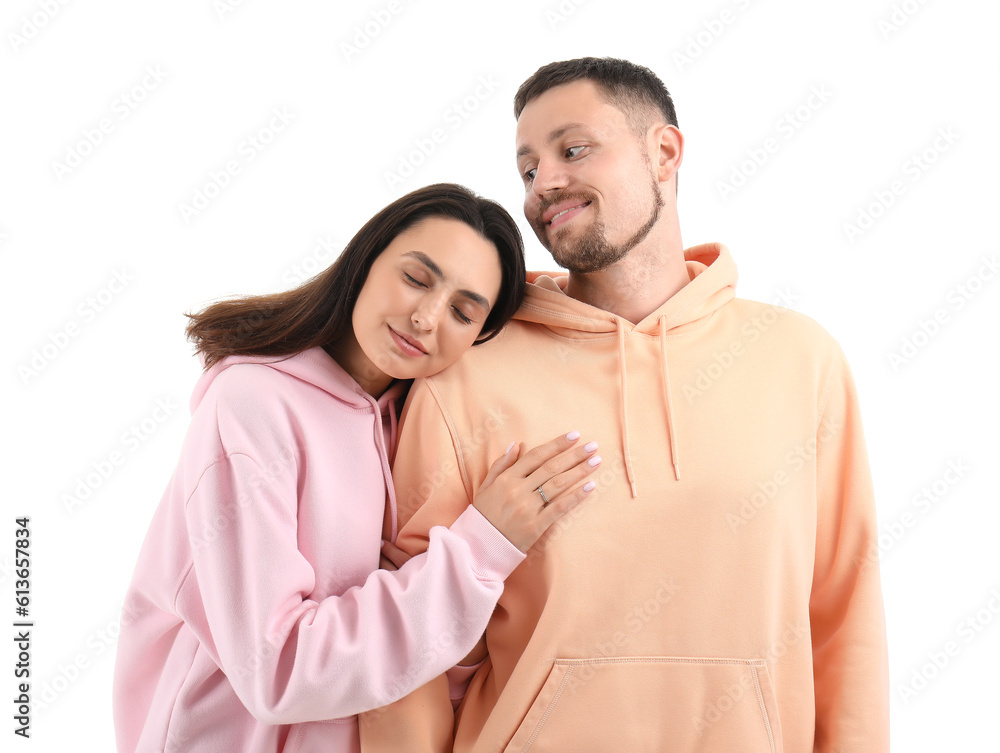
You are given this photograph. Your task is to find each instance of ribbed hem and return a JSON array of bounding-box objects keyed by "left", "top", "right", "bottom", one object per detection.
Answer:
[
  {"left": 446, "top": 659, "right": 486, "bottom": 702},
  {"left": 448, "top": 506, "right": 526, "bottom": 582}
]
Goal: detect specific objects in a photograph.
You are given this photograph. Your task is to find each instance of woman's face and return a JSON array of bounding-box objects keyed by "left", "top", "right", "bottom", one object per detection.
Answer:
[{"left": 344, "top": 216, "right": 503, "bottom": 395}]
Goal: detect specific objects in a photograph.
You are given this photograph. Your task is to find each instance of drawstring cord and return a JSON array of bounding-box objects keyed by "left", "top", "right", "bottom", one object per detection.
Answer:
[
  {"left": 369, "top": 392, "right": 399, "bottom": 542},
  {"left": 615, "top": 320, "right": 639, "bottom": 498},
  {"left": 614, "top": 316, "right": 682, "bottom": 497},
  {"left": 658, "top": 317, "right": 681, "bottom": 481}
]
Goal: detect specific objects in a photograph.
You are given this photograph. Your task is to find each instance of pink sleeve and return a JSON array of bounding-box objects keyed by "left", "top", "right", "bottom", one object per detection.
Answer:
[
  {"left": 183, "top": 453, "right": 524, "bottom": 725},
  {"left": 446, "top": 658, "right": 486, "bottom": 710}
]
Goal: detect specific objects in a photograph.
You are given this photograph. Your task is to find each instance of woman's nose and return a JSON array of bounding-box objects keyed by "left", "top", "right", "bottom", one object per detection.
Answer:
[{"left": 411, "top": 292, "right": 447, "bottom": 331}]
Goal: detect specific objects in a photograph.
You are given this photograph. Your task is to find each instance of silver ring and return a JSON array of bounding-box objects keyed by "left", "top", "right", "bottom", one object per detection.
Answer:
[{"left": 535, "top": 485, "right": 551, "bottom": 508}]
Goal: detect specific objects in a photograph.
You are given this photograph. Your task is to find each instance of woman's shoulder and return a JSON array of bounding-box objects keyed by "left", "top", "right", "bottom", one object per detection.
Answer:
[
  {"left": 206, "top": 357, "right": 296, "bottom": 393},
  {"left": 194, "top": 359, "right": 295, "bottom": 418},
  {"left": 188, "top": 355, "right": 312, "bottom": 440},
  {"left": 195, "top": 348, "right": 358, "bottom": 411}
]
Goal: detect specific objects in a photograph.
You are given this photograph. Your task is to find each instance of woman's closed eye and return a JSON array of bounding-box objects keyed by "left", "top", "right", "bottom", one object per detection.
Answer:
[{"left": 403, "top": 272, "right": 429, "bottom": 288}]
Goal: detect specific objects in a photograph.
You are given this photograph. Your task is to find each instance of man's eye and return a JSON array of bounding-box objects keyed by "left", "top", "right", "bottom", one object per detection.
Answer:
[
  {"left": 524, "top": 167, "right": 537, "bottom": 182},
  {"left": 566, "top": 146, "right": 585, "bottom": 159}
]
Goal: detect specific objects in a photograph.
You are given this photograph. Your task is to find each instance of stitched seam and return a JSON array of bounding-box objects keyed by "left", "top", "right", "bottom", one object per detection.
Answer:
[
  {"left": 752, "top": 665, "right": 776, "bottom": 753},
  {"left": 182, "top": 455, "right": 242, "bottom": 511},
  {"left": 423, "top": 378, "right": 475, "bottom": 503},
  {"left": 519, "top": 301, "right": 604, "bottom": 325},
  {"left": 182, "top": 451, "right": 295, "bottom": 512},
  {"left": 522, "top": 666, "right": 574, "bottom": 752},
  {"left": 162, "top": 644, "right": 202, "bottom": 752},
  {"left": 814, "top": 346, "right": 842, "bottom": 428},
  {"left": 175, "top": 452, "right": 295, "bottom": 610},
  {"left": 554, "top": 655, "right": 766, "bottom": 667}
]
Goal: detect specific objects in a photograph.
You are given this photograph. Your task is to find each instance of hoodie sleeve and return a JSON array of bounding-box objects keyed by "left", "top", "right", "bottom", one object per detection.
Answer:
[
  {"left": 446, "top": 658, "right": 486, "bottom": 708},
  {"left": 181, "top": 446, "right": 524, "bottom": 725},
  {"left": 809, "top": 347, "right": 890, "bottom": 751},
  {"left": 359, "top": 377, "right": 480, "bottom": 752}
]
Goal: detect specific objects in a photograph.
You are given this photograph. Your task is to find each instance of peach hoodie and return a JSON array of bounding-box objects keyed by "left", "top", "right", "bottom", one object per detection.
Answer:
[
  {"left": 112, "top": 347, "right": 525, "bottom": 753},
  {"left": 366, "top": 244, "right": 889, "bottom": 752}
]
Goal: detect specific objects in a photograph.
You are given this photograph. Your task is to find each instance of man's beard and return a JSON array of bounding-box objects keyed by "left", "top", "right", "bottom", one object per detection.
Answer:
[{"left": 537, "top": 174, "right": 664, "bottom": 274}]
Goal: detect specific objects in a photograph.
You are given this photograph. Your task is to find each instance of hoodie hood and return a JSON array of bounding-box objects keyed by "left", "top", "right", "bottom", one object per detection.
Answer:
[
  {"left": 513, "top": 243, "right": 737, "bottom": 494},
  {"left": 189, "top": 347, "right": 406, "bottom": 415},
  {"left": 515, "top": 242, "right": 736, "bottom": 335},
  {"left": 189, "top": 346, "right": 408, "bottom": 537}
]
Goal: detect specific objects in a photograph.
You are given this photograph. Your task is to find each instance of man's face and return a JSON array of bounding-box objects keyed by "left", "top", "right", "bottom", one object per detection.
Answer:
[{"left": 515, "top": 80, "right": 664, "bottom": 273}]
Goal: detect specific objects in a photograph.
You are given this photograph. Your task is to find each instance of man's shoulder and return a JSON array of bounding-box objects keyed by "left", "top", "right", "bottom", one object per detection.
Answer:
[
  {"left": 430, "top": 320, "right": 541, "bottom": 377},
  {"left": 729, "top": 296, "right": 841, "bottom": 352}
]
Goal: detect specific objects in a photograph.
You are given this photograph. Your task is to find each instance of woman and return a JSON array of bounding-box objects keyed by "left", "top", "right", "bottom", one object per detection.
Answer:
[{"left": 112, "top": 183, "right": 600, "bottom": 753}]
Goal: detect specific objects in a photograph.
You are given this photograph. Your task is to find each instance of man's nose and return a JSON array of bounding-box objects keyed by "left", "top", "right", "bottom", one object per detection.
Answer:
[{"left": 531, "top": 158, "right": 569, "bottom": 197}]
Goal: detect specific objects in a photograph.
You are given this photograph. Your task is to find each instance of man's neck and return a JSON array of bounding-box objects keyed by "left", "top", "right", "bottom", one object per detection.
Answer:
[{"left": 564, "top": 228, "right": 688, "bottom": 324}]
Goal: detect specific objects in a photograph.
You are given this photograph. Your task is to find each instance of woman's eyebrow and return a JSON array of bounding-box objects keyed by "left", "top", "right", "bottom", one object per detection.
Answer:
[{"left": 402, "top": 251, "right": 490, "bottom": 309}]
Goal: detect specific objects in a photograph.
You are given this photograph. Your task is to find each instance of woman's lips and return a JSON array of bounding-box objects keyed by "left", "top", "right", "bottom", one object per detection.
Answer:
[{"left": 388, "top": 326, "right": 427, "bottom": 356}]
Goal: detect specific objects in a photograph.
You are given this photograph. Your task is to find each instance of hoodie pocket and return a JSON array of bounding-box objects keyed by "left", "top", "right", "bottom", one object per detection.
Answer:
[{"left": 504, "top": 656, "right": 783, "bottom": 753}]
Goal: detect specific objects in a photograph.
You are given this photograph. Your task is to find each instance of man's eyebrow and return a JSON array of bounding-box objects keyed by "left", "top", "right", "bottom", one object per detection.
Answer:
[
  {"left": 402, "top": 251, "right": 490, "bottom": 309},
  {"left": 516, "top": 123, "right": 589, "bottom": 160}
]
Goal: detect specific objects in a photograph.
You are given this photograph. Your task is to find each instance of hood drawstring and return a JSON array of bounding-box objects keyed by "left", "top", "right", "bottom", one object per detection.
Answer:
[
  {"left": 658, "top": 317, "right": 681, "bottom": 481},
  {"left": 615, "top": 317, "right": 682, "bottom": 498},
  {"left": 386, "top": 396, "right": 399, "bottom": 464},
  {"left": 517, "top": 246, "right": 735, "bottom": 496},
  {"left": 615, "top": 319, "right": 639, "bottom": 499},
  {"left": 369, "top": 392, "right": 400, "bottom": 542}
]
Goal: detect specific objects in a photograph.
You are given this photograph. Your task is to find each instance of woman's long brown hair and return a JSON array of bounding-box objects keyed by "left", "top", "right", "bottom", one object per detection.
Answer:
[{"left": 186, "top": 183, "right": 525, "bottom": 369}]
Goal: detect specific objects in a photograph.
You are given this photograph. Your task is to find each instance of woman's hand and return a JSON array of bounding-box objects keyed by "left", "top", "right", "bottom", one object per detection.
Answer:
[{"left": 473, "top": 431, "right": 600, "bottom": 553}]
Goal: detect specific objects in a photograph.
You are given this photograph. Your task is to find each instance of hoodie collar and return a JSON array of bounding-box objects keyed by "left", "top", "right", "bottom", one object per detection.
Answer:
[
  {"left": 515, "top": 243, "right": 736, "bottom": 335},
  {"left": 189, "top": 347, "right": 408, "bottom": 537},
  {"left": 514, "top": 243, "right": 737, "bottom": 497},
  {"left": 189, "top": 347, "right": 408, "bottom": 414}
]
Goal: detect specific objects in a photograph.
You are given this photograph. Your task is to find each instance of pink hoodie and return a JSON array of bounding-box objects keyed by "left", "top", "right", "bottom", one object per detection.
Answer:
[{"left": 112, "top": 346, "right": 525, "bottom": 752}]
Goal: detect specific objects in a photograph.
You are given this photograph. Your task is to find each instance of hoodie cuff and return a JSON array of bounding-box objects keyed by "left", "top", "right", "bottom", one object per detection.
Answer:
[
  {"left": 446, "top": 658, "right": 487, "bottom": 707},
  {"left": 446, "top": 505, "right": 526, "bottom": 582}
]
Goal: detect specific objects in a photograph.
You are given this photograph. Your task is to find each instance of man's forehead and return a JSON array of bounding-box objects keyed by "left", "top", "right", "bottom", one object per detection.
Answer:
[
  {"left": 517, "top": 80, "right": 604, "bottom": 124},
  {"left": 514, "top": 82, "right": 621, "bottom": 152}
]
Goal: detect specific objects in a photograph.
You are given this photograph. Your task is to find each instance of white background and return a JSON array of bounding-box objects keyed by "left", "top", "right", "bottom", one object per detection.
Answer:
[{"left": 2, "top": 0, "right": 998, "bottom": 750}]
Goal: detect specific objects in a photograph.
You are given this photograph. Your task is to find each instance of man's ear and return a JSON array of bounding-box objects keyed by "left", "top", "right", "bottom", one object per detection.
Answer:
[{"left": 652, "top": 124, "right": 683, "bottom": 185}]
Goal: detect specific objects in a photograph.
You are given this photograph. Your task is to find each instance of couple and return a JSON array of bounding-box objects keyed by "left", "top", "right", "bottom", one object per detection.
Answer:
[{"left": 114, "top": 57, "right": 889, "bottom": 752}]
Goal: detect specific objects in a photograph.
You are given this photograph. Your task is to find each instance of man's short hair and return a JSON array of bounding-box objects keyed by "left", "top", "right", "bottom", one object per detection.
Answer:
[{"left": 513, "top": 57, "right": 679, "bottom": 137}]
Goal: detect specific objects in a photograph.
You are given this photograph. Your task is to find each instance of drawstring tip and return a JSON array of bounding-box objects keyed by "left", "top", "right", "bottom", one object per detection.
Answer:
[
  {"left": 629, "top": 481, "right": 637, "bottom": 499},
  {"left": 673, "top": 462, "right": 681, "bottom": 481}
]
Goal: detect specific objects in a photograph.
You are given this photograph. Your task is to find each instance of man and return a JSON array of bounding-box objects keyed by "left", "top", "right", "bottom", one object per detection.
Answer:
[{"left": 365, "top": 57, "right": 889, "bottom": 752}]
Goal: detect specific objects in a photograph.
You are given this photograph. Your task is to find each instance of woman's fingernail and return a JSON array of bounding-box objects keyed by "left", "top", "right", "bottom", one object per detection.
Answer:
[
  {"left": 583, "top": 481, "right": 596, "bottom": 492},
  {"left": 584, "top": 441, "right": 598, "bottom": 453},
  {"left": 505, "top": 441, "right": 515, "bottom": 454},
  {"left": 588, "top": 455, "right": 602, "bottom": 467},
  {"left": 566, "top": 430, "right": 581, "bottom": 441}
]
